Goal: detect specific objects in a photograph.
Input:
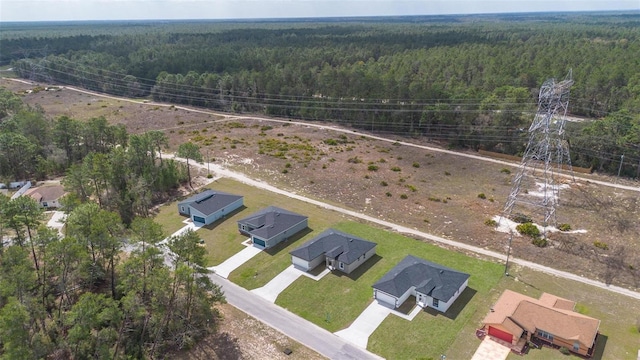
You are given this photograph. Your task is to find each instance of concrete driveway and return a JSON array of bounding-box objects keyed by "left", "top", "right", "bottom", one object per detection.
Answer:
[
  {"left": 334, "top": 301, "right": 394, "bottom": 349},
  {"left": 471, "top": 338, "right": 511, "bottom": 360},
  {"left": 46, "top": 210, "right": 66, "bottom": 236},
  {"left": 252, "top": 265, "right": 331, "bottom": 302},
  {"left": 210, "top": 240, "right": 262, "bottom": 278}
]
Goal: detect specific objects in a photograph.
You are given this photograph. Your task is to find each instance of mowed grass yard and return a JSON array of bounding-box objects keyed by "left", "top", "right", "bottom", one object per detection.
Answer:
[{"left": 154, "top": 178, "right": 640, "bottom": 360}]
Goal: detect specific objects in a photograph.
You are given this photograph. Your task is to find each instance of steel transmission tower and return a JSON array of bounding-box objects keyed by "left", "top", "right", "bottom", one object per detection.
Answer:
[{"left": 501, "top": 70, "right": 574, "bottom": 274}]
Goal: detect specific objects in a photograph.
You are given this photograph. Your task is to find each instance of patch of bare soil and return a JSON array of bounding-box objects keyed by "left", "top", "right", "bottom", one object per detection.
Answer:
[
  {"left": 173, "top": 303, "right": 326, "bottom": 360},
  {"left": 5, "top": 78, "right": 640, "bottom": 290}
]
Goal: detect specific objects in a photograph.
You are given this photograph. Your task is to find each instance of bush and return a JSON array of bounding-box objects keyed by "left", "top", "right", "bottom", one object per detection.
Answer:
[
  {"left": 324, "top": 138, "right": 338, "bottom": 145},
  {"left": 559, "top": 347, "right": 571, "bottom": 355},
  {"left": 558, "top": 223, "right": 571, "bottom": 231},
  {"left": 380, "top": 181, "right": 388, "bottom": 186},
  {"left": 485, "top": 219, "right": 498, "bottom": 227},
  {"left": 516, "top": 223, "right": 540, "bottom": 238},
  {"left": 511, "top": 213, "right": 532, "bottom": 224},
  {"left": 400, "top": 194, "right": 408, "bottom": 199},
  {"left": 532, "top": 238, "right": 548, "bottom": 247},
  {"left": 282, "top": 169, "right": 288, "bottom": 174},
  {"left": 500, "top": 168, "right": 512, "bottom": 174},
  {"left": 368, "top": 165, "right": 379, "bottom": 171},
  {"left": 385, "top": 192, "right": 392, "bottom": 197},
  {"left": 348, "top": 156, "right": 362, "bottom": 164},
  {"left": 412, "top": 162, "right": 420, "bottom": 168},
  {"left": 391, "top": 166, "right": 401, "bottom": 172},
  {"left": 594, "top": 241, "right": 608, "bottom": 250},
  {"left": 206, "top": 174, "right": 213, "bottom": 179},
  {"left": 444, "top": 171, "right": 451, "bottom": 176},
  {"left": 477, "top": 193, "right": 486, "bottom": 199}
]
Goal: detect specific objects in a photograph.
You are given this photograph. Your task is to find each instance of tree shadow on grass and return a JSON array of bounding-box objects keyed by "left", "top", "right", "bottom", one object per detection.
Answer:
[
  {"left": 264, "top": 227, "right": 314, "bottom": 256},
  {"left": 424, "top": 287, "right": 477, "bottom": 320},
  {"left": 201, "top": 205, "right": 247, "bottom": 231},
  {"left": 333, "top": 254, "right": 383, "bottom": 281}
]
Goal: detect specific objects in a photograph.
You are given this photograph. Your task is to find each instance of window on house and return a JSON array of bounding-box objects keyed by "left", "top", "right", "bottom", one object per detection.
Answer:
[
  {"left": 432, "top": 298, "right": 439, "bottom": 307},
  {"left": 181, "top": 206, "right": 185, "bottom": 212},
  {"left": 536, "top": 330, "right": 554, "bottom": 342},
  {"left": 339, "top": 262, "right": 344, "bottom": 270},
  {"left": 573, "top": 341, "right": 579, "bottom": 351}
]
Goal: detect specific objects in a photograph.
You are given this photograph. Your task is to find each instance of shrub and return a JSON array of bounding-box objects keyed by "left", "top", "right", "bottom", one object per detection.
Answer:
[
  {"left": 261, "top": 125, "right": 273, "bottom": 131},
  {"left": 516, "top": 223, "right": 540, "bottom": 238},
  {"left": 206, "top": 174, "right": 213, "bottom": 179},
  {"left": 285, "top": 163, "right": 292, "bottom": 168},
  {"left": 406, "top": 185, "right": 417, "bottom": 192},
  {"left": 594, "top": 241, "right": 608, "bottom": 250},
  {"left": 558, "top": 223, "right": 571, "bottom": 231},
  {"left": 511, "top": 213, "right": 532, "bottom": 224},
  {"left": 477, "top": 193, "right": 486, "bottom": 199},
  {"left": 385, "top": 192, "right": 392, "bottom": 197},
  {"left": 428, "top": 197, "right": 441, "bottom": 202},
  {"left": 400, "top": 194, "right": 408, "bottom": 199},
  {"left": 444, "top": 171, "right": 451, "bottom": 176},
  {"left": 348, "top": 156, "right": 362, "bottom": 164},
  {"left": 412, "top": 162, "right": 420, "bottom": 168},
  {"left": 559, "top": 347, "right": 571, "bottom": 355},
  {"left": 500, "top": 168, "right": 512, "bottom": 174},
  {"left": 391, "top": 166, "right": 401, "bottom": 172},
  {"left": 324, "top": 138, "right": 338, "bottom": 146},
  {"left": 282, "top": 169, "right": 288, "bottom": 174},
  {"left": 368, "top": 165, "right": 379, "bottom": 171},
  {"left": 532, "top": 238, "right": 548, "bottom": 247},
  {"left": 380, "top": 181, "right": 388, "bottom": 186},
  {"left": 485, "top": 219, "right": 498, "bottom": 227}
]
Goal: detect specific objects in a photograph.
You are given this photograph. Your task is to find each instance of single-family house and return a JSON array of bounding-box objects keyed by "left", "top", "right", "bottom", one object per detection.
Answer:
[
  {"left": 24, "top": 185, "right": 66, "bottom": 209},
  {"left": 177, "top": 190, "right": 243, "bottom": 226},
  {"left": 482, "top": 289, "right": 600, "bottom": 357},
  {"left": 372, "top": 255, "right": 470, "bottom": 313},
  {"left": 237, "top": 206, "right": 308, "bottom": 249},
  {"left": 289, "top": 228, "right": 377, "bottom": 274}
]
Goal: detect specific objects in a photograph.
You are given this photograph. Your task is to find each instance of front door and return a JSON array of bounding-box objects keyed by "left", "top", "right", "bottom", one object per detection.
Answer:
[
  {"left": 417, "top": 293, "right": 425, "bottom": 307},
  {"left": 326, "top": 258, "right": 335, "bottom": 270}
]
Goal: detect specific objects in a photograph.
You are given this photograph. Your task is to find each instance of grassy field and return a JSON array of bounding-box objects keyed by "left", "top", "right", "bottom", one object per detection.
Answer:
[{"left": 153, "top": 178, "right": 640, "bottom": 360}]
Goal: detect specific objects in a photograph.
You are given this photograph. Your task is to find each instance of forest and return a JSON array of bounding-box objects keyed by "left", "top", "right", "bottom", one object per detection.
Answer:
[
  {"left": 0, "top": 89, "right": 221, "bottom": 358},
  {"left": 2, "top": 13, "right": 640, "bottom": 176}
]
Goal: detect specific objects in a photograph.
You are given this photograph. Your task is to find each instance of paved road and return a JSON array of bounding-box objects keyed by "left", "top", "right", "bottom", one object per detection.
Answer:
[{"left": 209, "top": 273, "right": 383, "bottom": 360}]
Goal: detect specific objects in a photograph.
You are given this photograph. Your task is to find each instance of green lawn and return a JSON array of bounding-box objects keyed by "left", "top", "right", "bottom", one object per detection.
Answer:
[
  {"left": 154, "top": 179, "right": 640, "bottom": 359},
  {"left": 277, "top": 221, "right": 504, "bottom": 335}
]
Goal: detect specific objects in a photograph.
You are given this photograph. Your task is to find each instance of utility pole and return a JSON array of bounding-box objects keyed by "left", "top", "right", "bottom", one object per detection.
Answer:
[{"left": 617, "top": 154, "right": 624, "bottom": 178}]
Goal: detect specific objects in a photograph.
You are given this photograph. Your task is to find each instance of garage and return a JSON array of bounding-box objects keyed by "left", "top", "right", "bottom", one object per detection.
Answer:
[
  {"left": 193, "top": 216, "right": 206, "bottom": 224},
  {"left": 253, "top": 237, "right": 266, "bottom": 248},
  {"left": 488, "top": 326, "right": 513, "bottom": 343}
]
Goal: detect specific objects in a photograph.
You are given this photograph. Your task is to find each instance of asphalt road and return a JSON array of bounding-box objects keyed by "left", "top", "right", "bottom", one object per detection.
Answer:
[{"left": 208, "top": 273, "right": 383, "bottom": 360}]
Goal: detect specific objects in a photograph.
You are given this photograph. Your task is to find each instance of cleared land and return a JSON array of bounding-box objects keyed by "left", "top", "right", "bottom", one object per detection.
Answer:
[{"left": 3, "top": 78, "right": 640, "bottom": 359}]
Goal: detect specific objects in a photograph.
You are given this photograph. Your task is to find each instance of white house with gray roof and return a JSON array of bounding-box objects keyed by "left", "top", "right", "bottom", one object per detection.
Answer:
[
  {"left": 289, "top": 228, "right": 377, "bottom": 274},
  {"left": 237, "top": 206, "right": 308, "bottom": 249},
  {"left": 178, "top": 190, "right": 243, "bottom": 225},
  {"left": 372, "top": 255, "right": 470, "bottom": 313}
]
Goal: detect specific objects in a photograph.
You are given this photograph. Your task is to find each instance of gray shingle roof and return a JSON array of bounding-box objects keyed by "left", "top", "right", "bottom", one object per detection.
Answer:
[
  {"left": 238, "top": 206, "right": 307, "bottom": 239},
  {"left": 372, "top": 255, "right": 470, "bottom": 302},
  {"left": 181, "top": 190, "right": 243, "bottom": 216},
  {"left": 289, "top": 228, "right": 377, "bottom": 265}
]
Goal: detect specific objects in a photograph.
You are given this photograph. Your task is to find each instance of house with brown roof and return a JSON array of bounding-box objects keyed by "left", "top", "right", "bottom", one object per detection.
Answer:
[
  {"left": 482, "top": 289, "right": 600, "bottom": 357},
  {"left": 24, "top": 185, "right": 66, "bottom": 209}
]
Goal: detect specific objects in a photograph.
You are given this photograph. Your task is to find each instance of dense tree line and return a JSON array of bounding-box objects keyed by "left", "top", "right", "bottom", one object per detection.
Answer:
[
  {"left": 3, "top": 14, "right": 640, "bottom": 176},
  {"left": 0, "top": 197, "right": 223, "bottom": 358},
  {"left": 0, "top": 88, "right": 189, "bottom": 224}
]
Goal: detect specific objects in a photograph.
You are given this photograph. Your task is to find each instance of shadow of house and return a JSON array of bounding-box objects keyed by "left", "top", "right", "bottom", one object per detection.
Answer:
[
  {"left": 264, "top": 227, "right": 314, "bottom": 256},
  {"left": 372, "top": 255, "right": 470, "bottom": 314},
  {"left": 237, "top": 206, "right": 308, "bottom": 249},
  {"left": 424, "top": 287, "right": 477, "bottom": 320},
  {"left": 334, "top": 254, "right": 382, "bottom": 281},
  {"left": 289, "top": 228, "right": 377, "bottom": 276}
]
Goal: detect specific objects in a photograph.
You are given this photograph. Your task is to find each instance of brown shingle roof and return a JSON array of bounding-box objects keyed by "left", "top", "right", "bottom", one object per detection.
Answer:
[
  {"left": 483, "top": 290, "right": 600, "bottom": 348},
  {"left": 25, "top": 185, "right": 66, "bottom": 203}
]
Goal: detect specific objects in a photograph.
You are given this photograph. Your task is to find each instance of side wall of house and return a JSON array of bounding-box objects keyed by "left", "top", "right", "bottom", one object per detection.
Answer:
[
  {"left": 344, "top": 246, "right": 377, "bottom": 274},
  {"left": 292, "top": 255, "right": 324, "bottom": 271},
  {"left": 435, "top": 277, "right": 469, "bottom": 313}
]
